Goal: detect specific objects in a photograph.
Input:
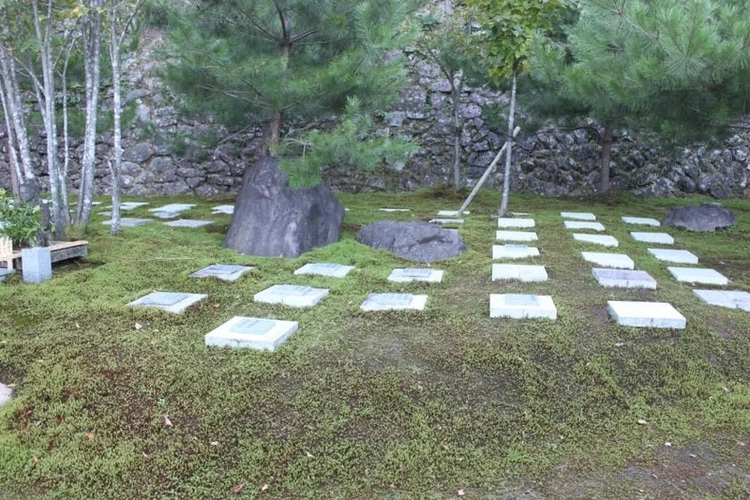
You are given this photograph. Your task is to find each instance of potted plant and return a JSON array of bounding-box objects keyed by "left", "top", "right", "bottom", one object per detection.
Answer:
[{"left": 0, "top": 189, "right": 51, "bottom": 283}]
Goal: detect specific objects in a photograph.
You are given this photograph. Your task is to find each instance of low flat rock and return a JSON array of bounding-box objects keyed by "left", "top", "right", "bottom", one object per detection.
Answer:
[
  {"left": 561, "top": 212, "right": 596, "bottom": 221},
  {"left": 102, "top": 218, "right": 154, "bottom": 227},
  {"left": 593, "top": 268, "right": 657, "bottom": 289},
  {"left": 663, "top": 203, "right": 735, "bottom": 231},
  {"left": 564, "top": 221, "right": 605, "bottom": 231},
  {"left": 205, "top": 317, "right": 298, "bottom": 351},
  {"left": 490, "top": 294, "right": 557, "bottom": 319},
  {"left": 357, "top": 221, "right": 466, "bottom": 263},
  {"left": 492, "top": 264, "right": 548, "bottom": 282},
  {"left": 379, "top": 208, "right": 410, "bottom": 212},
  {"left": 693, "top": 289, "right": 750, "bottom": 311},
  {"left": 212, "top": 205, "right": 235, "bottom": 215},
  {"left": 498, "top": 218, "right": 535, "bottom": 228},
  {"left": 622, "top": 216, "right": 660, "bottom": 227},
  {"left": 254, "top": 284, "right": 328, "bottom": 308},
  {"left": 492, "top": 244, "right": 540, "bottom": 260},
  {"left": 360, "top": 293, "right": 427, "bottom": 311},
  {"left": 294, "top": 263, "right": 354, "bottom": 278},
  {"left": 191, "top": 264, "right": 253, "bottom": 282},
  {"left": 631, "top": 232, "right": 674, "bottom": 245},
  {"left": 496, "top": 230, "right": 538, "bottom": 242},
  {"left": 581, "top": 252, "right": 634, "bottom": 269},
  {"left": 608, "top": 301, "right": 686, "bottom": 329},
  {"left": 128, "top": 291, "right": 207, "bottom": 313},
  {"left": 648, "top": 248, "right": 699, "bottom": 264},
  {"left": 388, "top": 268, "right": 444, "bottom": 283},
  {"left": 668, "top": 267, "right": 728, "bottom": 285},
  {"left": 437, "top": 210, "right": 469, "bottom": 216},
  {"left": 164, "top": 219, "right": 214, "bottom": 228},
  {"left": 573, "top": 234, "right": 619, "bottom": 247}
]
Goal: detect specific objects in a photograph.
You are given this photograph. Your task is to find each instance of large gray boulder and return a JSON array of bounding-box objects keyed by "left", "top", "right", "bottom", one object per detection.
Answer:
[
  {"left": 223, "top": 157, "right": 344, "bottom": 258},
  {"left": 357, "top": 221, "right": 466, "bottom": 262},
  {"left": 662, "top": 203, "right": 736, "bottom": 232}
]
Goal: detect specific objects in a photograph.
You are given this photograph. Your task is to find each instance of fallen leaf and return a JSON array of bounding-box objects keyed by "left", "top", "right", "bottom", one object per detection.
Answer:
[
  {"left": 637, "top": 419, "right": 648, "bottom": 425},
  {"left": 652, "top": 474, "right": 658, "bottom": 479},
  {"left": 389, "top": 484, "right": 396, "bottom": 489},
  {"left": 85, "top": 431, "right": 94, "bottom": 440},
  {"left": 260, "top": 484, "right": 269, "bottom": 492},
  {"left": 305, "top": 451, "right": 314, "bottom": 459},
  {"left": 688, "top": 453, "right": 698, "bottom": 458},
  {"left": 458, "top": 489, "right": 466, "bottom": 496},
  {"left": 75, "top": 322, "right": 80, "bottom": 329},
  {"left": 210, "top": 441, "right": 219, "bottom": 446},
  {"left": 142, "top": 452, "right": 149, "bottom": 458},
  {"left": 213, "top": 303, "right": 221, "bottom": 309},
  {"left": 163, "top": 414, "right": 173, "bottom": 427},
  {"left": 32, "top": 456, "right": 39, "bottom": 464},
  {"left": 232, "top": 484, "right": 245, "bottom": 495},
  {"left": 615, "top": 342, "right": 625, "bottom": 347},
  {"left": 134, "top": 322, "right": 143, "bottom": 330}
]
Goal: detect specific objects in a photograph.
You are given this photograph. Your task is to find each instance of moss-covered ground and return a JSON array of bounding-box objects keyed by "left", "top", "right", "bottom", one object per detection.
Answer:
[{"left": 1, "top": 189, "right": 748, "bottom": 499}]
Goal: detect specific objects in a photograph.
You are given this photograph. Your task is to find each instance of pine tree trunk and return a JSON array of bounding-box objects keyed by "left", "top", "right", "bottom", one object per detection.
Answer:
[
  {"left": 599, "top": 122, "right": 614, "bottom": 193},
  {"left": 498, "top": 70, "right": 517, "bottom": 217},
  {"left": 268, "top": 111, "right": 282, "bottom": 157}
]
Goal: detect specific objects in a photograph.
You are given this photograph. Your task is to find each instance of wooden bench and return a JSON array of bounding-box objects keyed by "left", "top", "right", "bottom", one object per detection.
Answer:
[{"left": 1, "top": 239, "right": 88, "bottom": 270}]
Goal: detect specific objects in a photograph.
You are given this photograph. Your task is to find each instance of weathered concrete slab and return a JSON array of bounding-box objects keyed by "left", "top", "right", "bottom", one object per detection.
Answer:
[
  {"left": 607, "top": 301, "right": 686, "bottom": 329},
  {"left": 564, "top": 221, "right": 605, "bottom": 231},
  {"left": 490, "top": 294, "right": 557, "bottom": 319},
  {"left": 388, "top": 268, "right": 444, "bottom": 283},
  {"left": 581, "top": 252, "right": 634, "bottom": 269},
  {"left": 149, "top": 203, "right": 196, "bottom": 213},
  {"left": 360, "top": 293, "right": 427, "bottom": 311},
  {"left": 573, "top": 234, "right": 619, "bottom": 247},
  {"left": 622, "top": 216, "right": 660, "bottom": 226},
  {"left": 492, "top": 264, "right": 548, "bottom": 282},
  {"left": 128, "top": 291, "right": 207, "bottom": 313},
  {"left": 668, "top": 267, "right": 729, "bottom": 285},
  {"left": 693, "top": 289, "right": 750, "bottom": 312},
  {"left": 496, "top": 231, "right": 538, "bottom": 242},
  {"left": 205, "top": 316, "right": 298, "bottom": 351},
  {"left": 102, "top": 218, "right": 154, "bottom": 227},
  {"left": 191, "top": 264, "right": 254, "bottom": 282},
  {"left": 212, "top": 205, "right": 235, "bottom": 215},
  {"left": 492, "top": 244, "right": 540, "bottom": 260},
  {"left": 631, "top": 232, "right": 674, "bottom": 245},
  {"left": 498, "top": 218, "right": 535, "bottom": 228},
  {"left": 254, "top": 284, "right": 329, "bottom": 307},
  {"left": 592, "top": 268, "right": 657, "bottom": 289},
  {"left": 437, "top": 210, "right": 469, "bottom": 216},
  {"left": 648, "top": 248, "right": 699, "bottom": 264},
  {"left": 164, "top": 219, "right": 214, "bottom": 228},
  {"left": 379, "top": 208, "right": 410, "bottom": 212},
  {"left": 561, "top": 212, "right": 596, "bottom": 221},
  {"left": 294, "top": 263, "right": 354, "bottom": 278}
]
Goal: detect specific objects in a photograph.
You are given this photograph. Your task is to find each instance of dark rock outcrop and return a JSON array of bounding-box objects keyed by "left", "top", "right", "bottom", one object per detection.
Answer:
[
  {"left": 357, "top": 221, "right": 466, "bottom": 262},
  {"left": 223, "top": 157, "right": 344, "bottom": 257},
  {"left": 662, "top": 203, "right": 736, "bottom": 231}
]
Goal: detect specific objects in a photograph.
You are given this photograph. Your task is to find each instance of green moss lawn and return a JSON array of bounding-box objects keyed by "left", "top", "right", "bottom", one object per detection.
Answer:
[{"left": 1, "top": 189, "right": 749, "bottom": 498}]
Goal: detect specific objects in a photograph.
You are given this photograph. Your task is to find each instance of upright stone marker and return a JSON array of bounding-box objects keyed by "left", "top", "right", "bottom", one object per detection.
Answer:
[
  {"left": 631, "top": 232, "right": 674, "bottom": 245},
  {"left": 693, "top": 290, "right": 750, "bottom": 312},
  {"left": 254, "top": 284, "right": 329, "bottom": 307},
  {"left": 21, "top": 247, "right": 52, "bottom": 284},
  {"left": 581, "top": 252, "right": 634, "bottom": 269},
  {"left": 668, "top": 267, "right": 728, "bottom": 285},
  {"left": 498, "top": 218, "right": 535, "bottom": 228},
  {"left": 492, "top": 264, "right": 548, "bottom": 282},
  {"left": 607, "top": 301, "right": 686, "bottom": 329},
  {"left": 388, "top": 268, "right": 444, "bottom": 283},
  {"left": 205, "top": 316, "right": 299, "bottom": 351},
  {"left": 573, "top": 234, "right": 619, "bottom": 247},
  {"left": 490, "top": 294, "right": 557, "bottom": 319},
  {"left": 360, "top": 293, "right": 427, "bottom": 311},
  {"left": 191, "top": 264, "right": 253, "bottom": 282},
  {"left": 592, "top": 268, "right": 657, "bottom": 289},
  {"left": 294, "top": 262, "right": 354, "bottom": 278},
  {"left": 564, "top": 221, "right": 605, "bottom": 232},
  {"left": 622, "top": 216, "right": 660, "bottom": 227},
  {"left": 561, "top": 212, "right": 596, "bottom": 221},
  {"left": 128, "top": 291, "right": 207, "bottom": 313},
  {"left": 648, "top": 249, "right": 699, "bottom": 264}
]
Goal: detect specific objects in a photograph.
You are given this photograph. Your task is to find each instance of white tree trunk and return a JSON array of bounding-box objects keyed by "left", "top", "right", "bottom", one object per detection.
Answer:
[
  {"left": 109, "top": 3, "right": 122, "bottom": 235},
  {"left": 0, "top": 75, "right": 22, "bottom": 198},
  {"left": 499, "top": 70, "right": 517, "bottom": 217}
]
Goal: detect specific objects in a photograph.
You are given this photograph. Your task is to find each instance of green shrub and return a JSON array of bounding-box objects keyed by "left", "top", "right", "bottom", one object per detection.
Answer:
[{"left": 0, "top": 189, "right": 42, "bottom": 247}]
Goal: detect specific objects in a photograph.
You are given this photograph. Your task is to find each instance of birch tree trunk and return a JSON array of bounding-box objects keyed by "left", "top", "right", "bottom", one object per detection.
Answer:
[
  {"left": 108, "top": 2, "right": 122, "bottom": 235},
  {"left": 450, "top": 73, "right": 464, "bottom": 190},
  {"left": 76, "top": 0, "right": 102, "bottom": 225},
  {"left": 0, "top": 76, "right": 22, "bottom": 199},
  {"left": 498, "top": 70, "right": 517, "bottom": 217}
]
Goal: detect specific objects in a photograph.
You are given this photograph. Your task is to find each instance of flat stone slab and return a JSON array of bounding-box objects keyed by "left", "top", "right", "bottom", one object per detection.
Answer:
[
  {"left": 668, "top": 267, "right": 728, "bottom": 285},
  {"left": 437, "top": 210, "right": 469, "bottom": 216},
  {"left": 492, "top": 264, "right": 548, "bottom": 282},
  {"left": 607, "top": 301, "right": 686, "bottom": 329},
  {"left": 360, "top": 293, "right": 428, "bottom": 311},
  {"left": 0, "top": 383, "right": 11, "bottom": 407},
  {"left": 294, "top": 262, "right": 354, "bottom": 278},
  {"left": 496, "top": 230, "right": 538, "bottom": 242},
  {"left": 581, "top": 252, "right": 634, "bottom": 269},
  {"left": 0, "top": 269, "right": 14, "bottom": 282},
  {"left": 102, "top": 218, "right": 155, "bottom": 227},
  {"left": 492, "top": 244, "right": 540, "bottom": 260},
  {"left": 106, "top": 202, "right": 148, "bottom": 211},
  {"left": 561, "top": 212, "right": 596, "bottom": 221},
  {"left": 164, "top": 219, "right": 214, "bottom": 228},
  {"left": 490, "top": 294, "right": 557, "bottom": 319},
  {"left": 151, "top": 211, "right": 181, "bottom": 219},
  {"left": 379, "top": 208, "right": 410, "bottom": 212},
  {"left": 191, "top": 264, "right": 254, "bottom": 282},
  {"left": 205, "top": 316, "right": 298, "bottom": 351},
  {"left": 592, "top": 268, "right": 657, "bottom": 289},
  {"left": 212, "top": 205, "right": 235, "bottom": 215},
  {"left": 622, "top": 216, "right": 660, "bottom": 226},
  {"left": 498, "top": 218, "right": 535, "bottom": 228},
  {"left": 564, "top": 221, "right": 605, "bottom": 231},
  {"left": 429, "top": 218, "right": 464, "bottom": 225},
  {"left": 573, "top": 234, "right": 619, "bottom": 247},
  {"left": 693, "top": 290, "right": 750, "bottom": 312},
  {"left": 254, "top": 284, "right": 329, "bottom": 307},
  {"left": 149, "top": 203, "right": 196, "bottom": 213},
  {"left": 128, "top": 291, "right": 207, "bottom": 313},
  {"left": 631, "top": 232, "right": 674, "bottom": 245},
  {"left": 648, "top": 248, "right": 699, "bottom": 264},
  {"left": 388, "top": 268, "right": 444, "bottom": 283}
]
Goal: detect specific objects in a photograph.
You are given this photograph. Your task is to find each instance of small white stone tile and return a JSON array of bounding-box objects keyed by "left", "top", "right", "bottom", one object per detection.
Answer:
[
  {"left": 573, "top": 234, "right": 619, "bottom": 247},
  {"left": 212, "top": 205, "right": 235, "bottom": 215},
  {"left": 492, "top": 264, "right": 548, "bottom": 282},
  {"left": 107, "top": 202, "right": 149, "bottom": 211},
  {"left": 693, "top": 290, "right": 750, "bottom": 312},
  {"left": 607, "top": 301, "right": 686, "bottom": 329},
  {"left": 668, "top": 267, "right": 728, "bottom": 286},
  {"left": 631, "top": 232, "right": 674, "bottom": 245},
  {"left": 648, "top": 248, "right": 699, "bottom": 264},
  {"left": 581, "top": 252, "right": 634, "bottom": 269},
  {"left": 564, "top": 221, "right": 605, "bottom": 231},
  {"left": 360, "top": 293, "right": 428, "bottom": 311},
  {"left": 622, "top": 216, "right": 660, "bottom": 226},
  {"left": 191, "top": 264, "right": 254, "bottom": 282},
  {"left": 164, "top": 219, "right": 214, "bottom": 228},
  {"left": 205, "top": 316, "right": 298, "bottom": 351},
  {"left": 490, "top": 294, "right": 557, "bottom": 319},
  {"left": 0, "top": 382, "right": 12, "bottom": 407},
  {"left": 128, "top": 291, "right": 207, "bottom": 313},
  {"left": 102, "top": 218, "right": 154, "bottom": 227},
  {"left": 149, "top": 204, "right": 196, "bottom": 213},
  {"left": 254, "top": 285, "right": 329, "bottom": 308},
  {"left": 437, "top": 210, "right": 469, "bottom": 216},
  {"left": 561, "top": 212, "right": 596, "bottom": 221},
  {"left": 294, "top": 263, "right": 354, "bottom": 278},
  {"left": 430, "top": 218, "right": 465, "bottom": 225},
  {"left": 388, "top": 268, "right": 444, "bottom": 283},
  {"left": 498, "top": 218, "right": 535, "bottom": 228},
  {"left": 592, "top": 268, "right": 657, "bottom": 289},
  {"left": 379, "top": 208, "right": 410, "bottom": 212},
  {"left": 492, "top": 244, "right": 540, "bottom": 260},
  {"left": 496, "top": 230, "right": 538, "bottom": 242},
  {"left": 151, "top": 211, "right": 181, "bottom": 219}
]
